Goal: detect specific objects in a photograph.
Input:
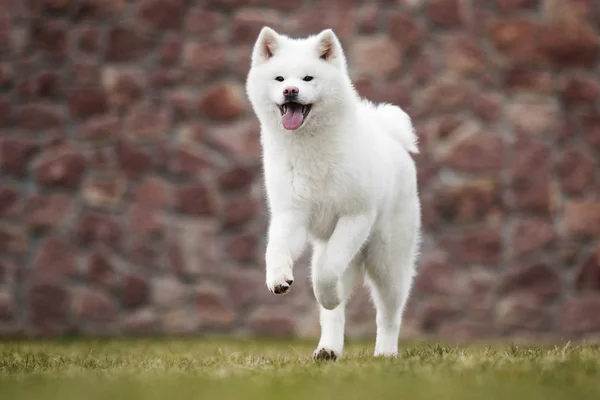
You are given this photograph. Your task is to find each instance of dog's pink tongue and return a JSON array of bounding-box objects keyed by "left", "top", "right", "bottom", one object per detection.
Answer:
[{"left": 282, "top": 106, "right": 303, "bottom": 130}]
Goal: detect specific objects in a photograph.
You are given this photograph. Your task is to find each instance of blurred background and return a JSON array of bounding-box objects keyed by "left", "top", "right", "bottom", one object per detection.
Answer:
[{"left": 0, "top": 0, "right": 599, "bottom": 342}]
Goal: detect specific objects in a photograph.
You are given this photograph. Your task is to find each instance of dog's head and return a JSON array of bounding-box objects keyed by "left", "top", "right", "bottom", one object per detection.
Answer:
[{"left": 246, "top": 27, "right": 353, "bottom": 132}]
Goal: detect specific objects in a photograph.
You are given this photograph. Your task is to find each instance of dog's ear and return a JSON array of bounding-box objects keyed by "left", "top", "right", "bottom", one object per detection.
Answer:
[
  {"left": 252, "top": 27, "right": 280, "bottom": 66},
  {"left": 315, "top": 29, "right": 345, "bottom": 67}
]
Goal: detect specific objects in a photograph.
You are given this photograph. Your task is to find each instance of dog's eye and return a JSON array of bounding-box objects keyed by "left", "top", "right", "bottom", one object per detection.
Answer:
[
  {"left": 303, "top": 76, "right": 314, "bottom": 82},
  {"left": 275, "top": 76, "right": 284, "bottom": 82}
]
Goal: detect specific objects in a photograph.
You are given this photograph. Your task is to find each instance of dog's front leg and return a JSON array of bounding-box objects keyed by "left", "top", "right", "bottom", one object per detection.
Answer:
[
  {"left": 265, "top": 211, "right": 307, "bottom": 294},
  {"left": 313, "top": 213, "right": 374, "bottom": 310}
]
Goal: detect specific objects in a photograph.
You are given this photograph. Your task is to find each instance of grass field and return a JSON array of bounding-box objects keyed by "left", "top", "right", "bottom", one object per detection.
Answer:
[{"left": 1, "top": 339, "right": 599, "bottom": 400}]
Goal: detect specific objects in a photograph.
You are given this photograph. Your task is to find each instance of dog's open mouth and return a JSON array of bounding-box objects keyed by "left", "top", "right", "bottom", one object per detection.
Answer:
[{"left": 278, "top": 102, "right": 312, "bottom": 131}]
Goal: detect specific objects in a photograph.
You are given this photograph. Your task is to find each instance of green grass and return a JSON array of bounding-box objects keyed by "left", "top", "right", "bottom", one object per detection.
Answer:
[{"left": 1, "top": 338, "right": 599, "bottom": 400}]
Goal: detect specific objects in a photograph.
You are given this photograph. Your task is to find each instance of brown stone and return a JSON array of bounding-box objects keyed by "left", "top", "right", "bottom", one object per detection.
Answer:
[
  {"left": 33, "top": 235, "right": 77, "bottom": 280},
  {"left": 183, "top": 41, "right": 227, "bottom": 75},
  {"left": 474, "top": 94, "right": 502, "bottom": 122},
  {"left": 102, "top": 67, "right": 145, "bottom": 110},
  {"left": 556, "top": 147, "right": 596, "bottom": 195},
  {"left": 357, "top": 4, "right": 379, "bottom": 34},
  {"left": 185, "top": 8, "right": 223, "bottom": 36},
  {"left": 78, "top": 27, "right": 100, "bottom": 53},
  {"left": 421, "top": 297, "right": 462, "bottom": 331},
  {"left": 226, "top": 269, "right": 271, "bottom": 308},
  {"left": 152, "top": 276, "right": 187, "bottom": 310},
  {"left": 28, "top": 283, "right": 70, "bottom": 334},
  {"left": 87, "top": 248, "right": 118, "bottom": 288},
  {"left": 444, "top": 131, "right": 503, "bottom": 173},
  {"left": 489, "top": 19, "right": 544, "bottom": 64},
  {"left": 0, "top": 291, "right": 14, "bottom": 322},
  {"left": 560, "top": 76, "right": 600, "bottom": 106},
  {"left": 168, "top": 146, "right": 214, "bottom": 176},
  {"left": 136, "top": 0, "right": 183, "bottom": 31},
  {"left": 126, "top": 103, "right": 171, "bottom": 141},
  {"left": 124, "top": 310, "right": 157, "bottom": 334},
  {"left": 497, "top": 0, "right": 538, "bottom": 10},
  {"left": 511, "top": 137, "right": 551, "bottom": 182},
  {"left": 115, "top": 140, "right": 151, "bottom": 178},
  {"left": 198, "top": 82, "right": 246, "bottom": 121},
  {"left": 75, "top": 211, "right": 121, "bottom": 247},
  {"left": 226, "top": 231, "right": 258, "bottom": 262},
  {"left": 105, "top": 24, "right": 154, "bottom": 62},
  {"left": 0, "top": 226, "right": 28, "bottom": 255},
  {"left": 75, "top": 287, "right": 117, "bottom": 323},
  {"left": 351, "top": 35, "right": 401, "bottom": 78},
  {"left": 121, "top": 274, "right": 150, "bottom": 309},
  {"left": 500, "top": 263, "right": 561, "bottom": 298},
  {"left": 512, "top": 181, "right": 556, "bottom": 215},
  {"left": 35, "top": 148, "right": 87, "bottom": 188},
  {"left": 0, "top": 138, "right": 38, "bottom": 178},
  {"left": 0, "top": 97, "right": 10, "bottom": 128},
  {"left": 134, "top": 177, "right": 169, "bottom": 208},
  {"left": 582, "top": 115, "right": 600, "bottom": 151},
  {"left": 539, "top": 23, "right": 599, "bottom": 68},
  {"left": 231, "top": 9, "right": 282, "bottom": 44},
  {"left": 0, "top": 186, "right": 19, "bottom": 219},
  {"left": 25, "top": 194, "right": 72, "bottom": 230},
  {"left": 128, "top": 204, "right": 162, "bottom": 236},
  {"left": 413, "top": 253, "right": 459, "bottom": 296},
  {"left": 444, "top": 35, "right": 486, "bottom": 75},
  {"left": 174, "top": 184, "right": 216, "bottom": 216},
  {"left": 68, "top": 88, "right": 108, "bottom": 119},
  {"left": 426, "top": 0, "right": 464, "bottom": 28},
  {"left": 561, "top": 296, "right": 600, "bottom": 335},
  {"left": 170, "top": 90, "right": 198, "bottom": 121},
  {"left": 166, "top": 219, "right": 220, "bottom": 277},
  {"left": 78, "top": 115, "right": 121, "bottom": 142},
  {"left": 576, "top": 249, "right": 600, "bottom": 292},
  {"left": 75, "top": 0, "right": 124, "bottom": 20},
  {"left": 415, "top": 77, "right": 473, "bottom": 115},
  {"left": 17, "top": 104, "right": 64, "bottom": 131},
  {"left": 161, "top": 309, "right": 199, "bottom": 334},
  {"left": 505, "top": 68, "right": 553, "bottom": 93},
  {"left": 223, "top": 198, "right": 259, "bottom": 228},
  {"left": 496, "top": 293, "right": 551, "bottom": 331},
  {"left": 435, "top": 180, "right": 503, "bottom": 224},
  {"left": 565, "top": 200, "right": 600, "bottom": 236},
  {"left": 249, "top": 307, "right": 296, "bottom": 337},
  {"left": 16, "top": 71, "right": 62, "bottom": 102},
  {"left": 208, "top": 120, "right": 262, "bottom": 165},
  {"left": 70, "top": 61, "right": 100, "bottom": 87},
  {"left": 32, "top": 20, "right": 68, "bottom": 61},
  {"left": 218, "top": 166, "right": 256, "bottom": 192},
  {"left": 441, "top": 228, "right": 502, "bottom": 265},
  {"left": 82, "top": 175, "right": 126, "bottom": 208},
  {"left": 388, "top": 11, "right": 422, "bottom": 53},
  {"left": 513, "top": 218, "right": 556, "bottom": 256},
  {"left": 507, "top": 100, "right": 558, "bottom": 135},
  {"left": 195, "top": 285, "right": 236, "bottom": 328}
]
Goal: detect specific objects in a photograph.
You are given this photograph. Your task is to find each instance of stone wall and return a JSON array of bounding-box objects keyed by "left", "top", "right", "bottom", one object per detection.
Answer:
[{"left": 0, "top": 0, "right": 599, "bottom": 340}]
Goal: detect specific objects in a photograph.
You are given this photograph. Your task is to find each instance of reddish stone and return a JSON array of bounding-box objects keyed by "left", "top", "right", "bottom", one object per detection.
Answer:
[
  {"left": 124, "top": 310, "right": 157, "bottom": 334},
  {"left": 413, "top": 253, "right": 458, "bottom": 296},
  {"left": 16, "top": 71, "right": 62, "bottom": 101},
  {"left": 0, "top": 260, "right": 12, "bottom": 285},
  {"left": 500, "top": 263, "right": 561, "bottom": 298},
  {"left": 152, "top": 276, "right": 187, "bottom": 309},
  {"left": 68, "top": 88, "right": 108, "bottom": 119},
  {"left": 582, "top": 115, "right": 600, "bottom": 151},
  {"left": 70, "top": 61, "right": 100, "bottom": 87},
  {"left": 560, "top": 76, "right": 600, "bottom": 106},
  {"left": 150, "top": 68, "right": 183, "bottom": 88},
  {"left": 82, "top": 175, "right": 126, "bottom": 208},
  {"left": 223, "top": 198, "right": 259, "bottom": 227},
  {"left": 426, "top": 0, "right": 464, "bottom": 28},
  {"left": 473, "top": 94, "right": 501, "bottom": 122},
  {"left": 505, "top": 69, "right": 553, "bottom": 93},
  {"left": 35, "top": 148, "right": 87, "bottom": 188},
  {"left": 0, "top": 291, "right": 13, "bottom": 322},
  {"left": 444, "top": 132, "right": 503, "bottom": 173},
  {"left": 0, "top": 226, "right": 28, "bottom": 254},
  {"left": 441, "top": 228, "right": 502, "bottom": 265},
  {"left": 556, "top": 147, "right": 596, "bottom": 195},
  {"left": 388, "top": 11, "right": 422, "bottom": 53},
  {"left": 565, "top": 200, "right": 600, "bottom": 236},
  {"left": 75, "top": 287, "right": 117, "bottom": 323},
  {"left": 294, "top": 4, "right": 355, "bottom": 41},
  {"left": 357, "top": 4, "right": 379, "bottom": 33},
  {"left": 218, "top": 166, "right": 256, "bottom": 192},
  {"left": 576, "top": 249, "right": 600, "bottom": 292},
  {"left": 371, "top": 80, "right": 412, "bottom": 110},
  {"left": 435, "top": 180, "right": 503, "bottom": 224},
  {"left": 183, "top": 41, "right": 227, "bottom": 75},
  {"left": 507, "top": 101, "right": 557, "bottom": 136},
  {"left": 561, "top": 296, "right": 600, "bottom": 335},
  {"left": 497, "top": 0, "right": 538, "bottom": 10},
  {"left": 0, "top": 186, "right": 19, "bottom": 219},
  {"left": 136, "top": 0, "right": 183, "bottom": 31},
  {"left": 513, "top": 218, "right": 556, "bottom": 256},
  {"left": 126, "top": 104, "right": 171, "bottom": 141},
  {"left": 25, "top": 194, "right": 72, "bottom": 230},
  {"left": 128, "top": 204, "right": 162, "bottom": 235},
  {"left": 512, "top": 181, "right": 555, "bottom": 215},
  {"left": 351, "top": 35, "right": 402, "bottom": 78},
  {"left": 87, "top": 249, "right": 118, "bottom": 287},
  {"left": 121, "top": 274, "right": 150, "bottom": 309},
  {"left": 170, "top": 91, "right": 198, "bottom": 121},
  {"left": 231, "top": 8, "right": 282, "bottom": 43},
  {"left": 489, "top": 19, "right": 544, "bottom": 64},
  {"left": 0, "top": 138, "right": 38, "bottom": 178},
  {"left": 75, "top": 0, "right": 124, "bottom": 20},
  {"left": 168, "top": 145, "right": 212, "bottom": 176},
  {"left": 496, "top": 293, "right": 551, "bottom": 331},
  {"left": 75, "top": 211, "right": 121, "bottom": 247},
  {"left": 415, "top": 78, "right": 473, "bottom": 115},
  {"left": 195, "top": 285, "right": 236, "bottom": 328},
  {"left": 17, "top": 104, "right": 64, "bottom": 131},
  {"left": 33, "top": 235, "right": 77, "bottom": 279},
  {"left": 28, "top": 283, "right": 70, "bottom": 334},
  {"left": 185, "top": 8, "right": 223, "bottom": 36},
  {"left": 79, "top": 115, "right": 121, "bottom": 142},
  {"left": 32, "top": 20, "right": 68, "bottom": 60},
  {"left": 166, "top": 219, "right": 220, "bottom": 277},
  {"left": 511, "top": 137, "right": 551, "bottom": 181},
  {"left": 0, "top": 97, "right": 10, "bottom": 128},
  {"left": 115, "top": 140, "right": 151, "bottom": 178},
  {"left": 134, "top": 177, "right": 169, "bottom": 208},
  {"left": 208, "top": 120, "right": 262, "bottom": 165},
  {"left": 444, "top": 35, "right": 486, "bottom": 74},
  {"left": 198, "top": 82, "right": 246, "bottom": 121},
  {"left": 77, "top": 27, "right": 100, "bottom": 53},
  {"left": 174, "top": 184, "right": 215, "bottom": 215},
  {"left": 249, "top": 308, "right": 295, "bottom": 337},
  {"left": 539, "top": 23, "right": 599, "bottom": 67},
  {"left": 226, "top": 231, "right": 258, "bottom": 262},
  {"left": 226, "top": 269, "right": 269, "bottom": 308},
  {"left": 421, "top": 298, "right": 461, "bottom": 331},
  {"left": 105, "top": 25, "right": 154, "bottom": 62},
  {"left": 102, "top": 67, "right": 144, "bottom": 109}
]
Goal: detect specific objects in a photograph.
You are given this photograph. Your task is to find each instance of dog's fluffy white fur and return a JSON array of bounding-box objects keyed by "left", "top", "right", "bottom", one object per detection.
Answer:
[{"left": 246, "top": 27, "right": 421, "bottom": 359}]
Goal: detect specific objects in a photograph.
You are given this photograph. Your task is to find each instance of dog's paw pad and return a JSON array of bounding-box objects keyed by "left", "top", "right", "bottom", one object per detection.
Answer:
[
  {"left": 273, "top": 283, "right": 291, "bottom": 294},
  {"left": 313, "top": 348, "right": 338, "bottom": 362}
]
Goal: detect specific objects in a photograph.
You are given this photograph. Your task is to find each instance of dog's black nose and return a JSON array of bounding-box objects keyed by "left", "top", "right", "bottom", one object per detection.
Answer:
[{"left": 283, "top": 86, "right": 299, "bottom": 98}]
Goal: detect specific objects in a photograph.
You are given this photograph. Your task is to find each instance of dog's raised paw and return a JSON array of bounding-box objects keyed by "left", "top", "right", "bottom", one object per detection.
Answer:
[
  {"left": 313, "top": 348, "right": 339, "bottom": 362},
  {"left": 272, "top": 279, "right": 293, "bottom": 294}
]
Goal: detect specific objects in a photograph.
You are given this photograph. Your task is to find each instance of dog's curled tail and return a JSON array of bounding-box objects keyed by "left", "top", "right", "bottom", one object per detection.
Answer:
[{"left": 375, "top": 103, "right": 419, "bottom": 154}]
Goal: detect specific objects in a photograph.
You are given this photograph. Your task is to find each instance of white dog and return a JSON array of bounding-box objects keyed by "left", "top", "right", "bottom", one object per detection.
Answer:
[{"left": 246, "top": 27, "right": 421, "bottom": 360}]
